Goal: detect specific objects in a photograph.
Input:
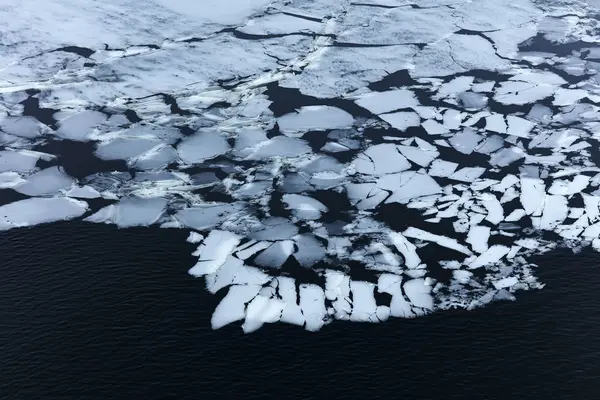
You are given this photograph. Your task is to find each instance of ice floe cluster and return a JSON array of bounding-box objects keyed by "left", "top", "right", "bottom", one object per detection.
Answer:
[{"left": 3, "top": 0, "right": 600, "bottom": 332}]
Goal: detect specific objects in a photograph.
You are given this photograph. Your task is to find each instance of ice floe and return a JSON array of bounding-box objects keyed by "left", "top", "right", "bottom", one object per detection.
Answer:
[{"left": 4, "top": 0, "right": 600, "bottom": 333}]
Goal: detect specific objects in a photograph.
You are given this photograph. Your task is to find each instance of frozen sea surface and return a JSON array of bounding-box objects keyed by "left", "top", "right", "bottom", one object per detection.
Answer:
[{"left": 3, "top": 0, "right": 600, "bottom": 332}]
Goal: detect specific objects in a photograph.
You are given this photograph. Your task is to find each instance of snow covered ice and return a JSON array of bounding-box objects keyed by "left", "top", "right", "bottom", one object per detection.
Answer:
[{"left": 4, "top": 0, "right": 600, "bottom": 332}]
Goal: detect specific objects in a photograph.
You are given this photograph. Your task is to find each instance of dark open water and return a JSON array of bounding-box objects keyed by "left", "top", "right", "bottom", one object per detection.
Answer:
[{"left": 1, "top": 222, "right": 599, "bottom": 399}]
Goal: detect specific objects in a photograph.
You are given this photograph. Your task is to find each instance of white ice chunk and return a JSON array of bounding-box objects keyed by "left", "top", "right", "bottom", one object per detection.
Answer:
[
  {"left": 486, "top": 114, "right": 507, "bottom": 134},
  {"left": 246, "top": 136, "right": 312, "bottom": 160},
  {"left": 505, "top": 209, "right": 526, "bottom": 222},
  {"left": 490, "top": 147, "right": 525, "bottom": 167},
  {"left": 85, "top": 196, "right": 167, "bottom": 227},
  {"left": 56, "top": 110, "right": 107, "bottom": 141},
  {"left": 66, "top": 185, "right": 101, "bottom": 199},
  {"left": 349, "top": 281, "right": 379, "bottom": 322},
  {"left": 468, "top": 245, "right": 510, "bottom": 269},
  {"left": 283, "top": 194, "right": 328, "bottom": 220},
  {"left": 355, "top": 89, "right": 418, "bottom": 114},
  {"left": 428, "top": 159, "right": 458, "bottom": 177},
  {"left": 353, "top": 144, "right": 411, "bottom": 175},
  {"left": 0, "top": 150, "right": 40, "bottom": 173},
  {"left": 389, "top": 231, "right": 421, "bottom": 269},
  {"left": 243, "top": 295, "right": 285, "bottom": 333},
  {"left": 443, "top": 109, "right": 463, "bottom": 130},
  {"left": 583, "top": 194, "right": 600, "bottom": 222},
  {"left": 189, "top": 231, "right": 241, "bottom": 277},
  {"left": 437, "top": 76, "right": 474, "bottom": 97},
  {"left": 211, "top": 284, "right": 261, "bottom": 330},
  {"left": 0, "top": 197, "right": 88, "bottom": 230},
  {"left": 299, "top": 284, "right": 327, "bottom": 332},
  {"left": 0, "top": 116, "right": 47, "bottom": 138},
  {"left": 449, "top": 167, "right": 486, "bottom": 183},
  {"left": 186, "top": 232, "right": 204, "bottom": 244},
  {"left": 325, "top": 270, "right": 352, "bottom": 320},
  {"left": 448, "top": 128, "right": 482, "bottom": 154},
  {"left": 480, "top": 193, "right": 504, "bottom": 224},
  {"left": 95, "top": 138, "right": 162, "bottom": 161},
  {"left": 397, "top": 145, "right": 438, "bottom": 167},
  {"left": 553, "top": 88, "right": 587, "bottom": 106},
  {"left": 175, "top": 203, "right": 244, "bottom": 231},
  {"left": 404, "top": 227, "right": 472, "bottom": 255},
  {"left": 548, "top": 175, "right": 590, "bottom": 196},
  {"left": 453, "top": 269, "right": 473, "bottom": 284},
  {"left": 277, "top": 277, "right": 306, "bottom": 327},
  {"left": 535, "top": 195, "right": 568, "bottom": 230},
  {"left": 422, "top": 119, "right": 449, "bottom": 135},
  {"left": 378, "top": 274, "right": 412, "bottom": 318},
  {"left": 234, "top": 240, "right": 271, "bottom": 260},
  {"left": 380, "top": 171, "right": 443, "bottom": 204},
  {"left": 520, "top": 177, "right": 545, "bottom": 216},
  {"left": 466, "top": 226, "right": 491, "bottom": 253},
  {"left": 293, "top": 234, "right": 326, "bottom": 267},
  {"left": 506, "top": 115, "right": 535, "bottom": 138},
  {"left": 178, "top": 130, "right": 230, "bottom": 164},
  {"left": 277, "top": 106, "right": 353, "bottom": 136},
  {"left": 14, "top": 166, "right": 74, "bottom": 196},
  {"left": 493, "top": 276, "right": 519, "bottom": 289},
  {"left": 457, "top": 92, "right": 488, "bottom": 109},
  {"left": 403, "top": 278, "right": 433, "bottom": 312},
  {"left": 379, "top": 111, "right": 421, "bottom": 131},
  {"left": 254, "top": 240, "right": 295, "bottom": 268}
]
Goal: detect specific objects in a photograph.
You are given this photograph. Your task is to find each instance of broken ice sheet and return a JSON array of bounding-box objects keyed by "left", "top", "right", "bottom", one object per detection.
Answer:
[{"left": 6, "top": 0, "right": 600, "bottom": 334}]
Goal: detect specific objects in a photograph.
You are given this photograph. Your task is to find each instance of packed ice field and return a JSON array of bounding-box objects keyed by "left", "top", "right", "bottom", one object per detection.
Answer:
[{"left": 2, "top": 0, "right": 600, "bottom": 332}]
